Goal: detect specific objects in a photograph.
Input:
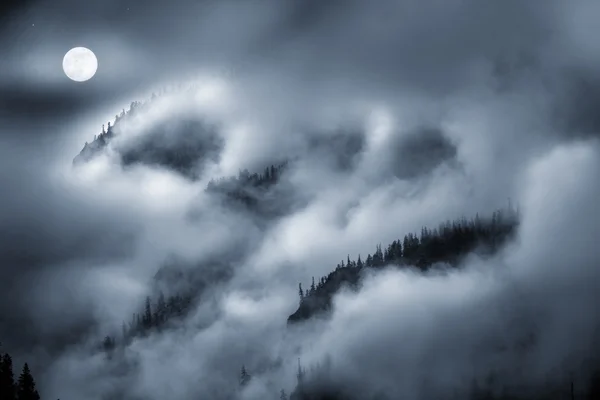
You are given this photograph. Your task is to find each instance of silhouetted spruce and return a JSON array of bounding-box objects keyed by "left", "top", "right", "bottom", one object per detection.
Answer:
[
  {"left": 1, "top": 346, "right": 50, "bottom": 400},
  {"left": 16, "top": 363, "right": 40, "bottom": 400},
  {"left": 0, "top": 351, "right": 16, "bottom": 400},
  {"left": 288, "top": 208, "right": 519, "bottom": 324},
  {"left": 239, "top": 365, "right": 251, "bottom": 387}
]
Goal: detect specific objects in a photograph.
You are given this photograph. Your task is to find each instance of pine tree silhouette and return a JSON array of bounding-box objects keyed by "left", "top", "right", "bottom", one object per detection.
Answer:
[
  {"left": 16, "top": 363, "right": 40, "bottom": 400},
  {"left": 298, "top": 283, "right": 304, "bottom": 304},
  {"left": 143, "top": 296, "right": 153, "bottom": 329},
  {"left": 296, "top": 358, "right": 305, "bottom": 387},
  {"left": 289, "top": 208, "right": 520, "bottom": 325},
  {"left": 239, "top": 365, "right": 251, "bottom": 387},
  {"left": 0, "top": 352, "right": 16, "bottom": 400}
]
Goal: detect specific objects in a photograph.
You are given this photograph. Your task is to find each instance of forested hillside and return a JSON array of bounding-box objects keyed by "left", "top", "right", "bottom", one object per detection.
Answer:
[
  {"left": 64, "top": 96, "right": 600, "bottom": 399},
  {"left": 289, "top": 207, "right": 519, "bottom": 324},
  {"left": 73, "top": 90, "right": 223, "bottom": 179}
]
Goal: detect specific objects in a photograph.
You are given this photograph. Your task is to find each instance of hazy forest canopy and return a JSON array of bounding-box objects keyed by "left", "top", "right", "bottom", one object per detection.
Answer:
[{"left": 2, "top": 0, "right": 600, "bottom": 399}]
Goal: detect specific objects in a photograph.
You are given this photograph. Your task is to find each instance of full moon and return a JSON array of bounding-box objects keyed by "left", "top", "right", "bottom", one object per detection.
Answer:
[{"left": 62, "top": 47, "right": 98, "bottom": 82}]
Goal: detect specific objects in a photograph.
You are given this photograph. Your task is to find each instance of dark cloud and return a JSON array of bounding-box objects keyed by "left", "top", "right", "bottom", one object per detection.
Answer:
[
  {"left": 0, "top": 83, "right": 121, "bottom": 121},
  {"left": 257, "top": 0, "right": 557, "bottom": 96},
  {"left": 304, "top": 127, "right": 366, "bottom": 172},
  {"left": 553, "top": 73, "right": 600, "bottom": 139},
  {"left": 391, "top": 127, "right": 458, "bottom": 180},
  {"left": 117, "top": 119, "right": 224, "bottom": 179}
]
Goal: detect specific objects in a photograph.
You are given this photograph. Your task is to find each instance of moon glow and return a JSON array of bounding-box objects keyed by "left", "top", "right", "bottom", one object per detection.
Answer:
[{"left": 62, "top": 47, "right": 98, "bottom": 82}]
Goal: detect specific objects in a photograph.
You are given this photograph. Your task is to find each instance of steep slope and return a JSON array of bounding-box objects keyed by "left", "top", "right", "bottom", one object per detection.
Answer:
[
  {"left": 288, "top": 208, "right": 519, "bottom": 324},
  {"left": 72, "top": 96, "right": 223, "bottom": 180}
]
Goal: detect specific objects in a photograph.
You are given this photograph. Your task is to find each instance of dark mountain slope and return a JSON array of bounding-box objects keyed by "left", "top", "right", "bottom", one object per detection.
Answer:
[
  {"left": 288, "top": 208, "right": 519, "bottom": 324},
  {"left": 205, "top": 162, "right": 303, "bottom": 219},
  {"left": 72, "top": 95, "right": 223, "bottom": 180}
]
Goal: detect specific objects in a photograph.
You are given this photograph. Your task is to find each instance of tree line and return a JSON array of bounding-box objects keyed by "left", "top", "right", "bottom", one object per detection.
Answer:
[
  {"left": 289, "top": 207, "right": 519, "bottom": 324},
  {"left": 98, "top": 291, "right": 194, "bottom": 354},
  {"left": 0, "top": 344, "right": 42, "bottom": 400},
  {"left": 70, "top": 104, "right": 600, "bottom": 398},
  {"left": 74, "top": 87, "right": 190, "bottom": 166},
  {"left": 206, "top": 162, "right": 290, "bottom": 217}
]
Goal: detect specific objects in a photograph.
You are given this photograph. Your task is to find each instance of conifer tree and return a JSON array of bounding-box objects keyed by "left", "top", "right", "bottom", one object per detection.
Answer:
[
  {"left": 280, "top": 388, "right": 288, "bottom": 400},
  {"left": 16, "top": 363, "right": 40, "bottom": 400},
  {"left": 296, "top": 358, "right": 305, "bottom": 387},
  {"left": 373, "top": 244, "right": 384, "bottom": 267},
  {"left": 0, "top": 352, "right": 16, "bottom": 400},
  {"left": 239, "top": 365, "right": 251, "bottom": 387},
  {"left": 155, "top": 291, "right": 167, "bottom": 327},
  {"left": 143, "top": 296, "right": 153, "bottom": 329},
  {"left": 102, "top": 336, "right": 115, "bottom": 354}
]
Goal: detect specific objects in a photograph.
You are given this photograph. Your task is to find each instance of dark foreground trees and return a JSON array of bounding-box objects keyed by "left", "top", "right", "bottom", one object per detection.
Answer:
[
  {"left": 0, "top": 351, "right": 16, "bottom": 400},
  {"left": 16, "top": 363, "right": 40, "bottom": 400},
  {"left": 0, "top": 348, "right": 41, "bottom": 400}
]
